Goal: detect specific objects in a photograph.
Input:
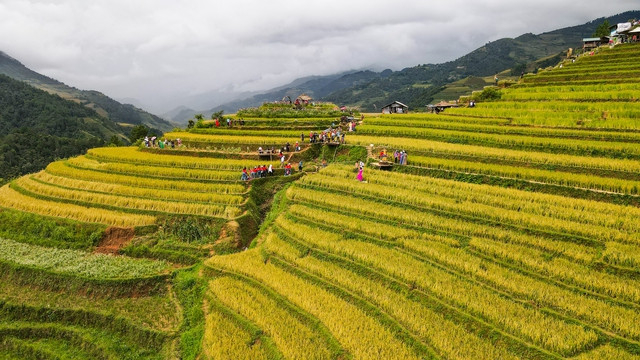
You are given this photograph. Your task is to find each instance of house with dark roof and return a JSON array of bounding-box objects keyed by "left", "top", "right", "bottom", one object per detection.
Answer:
[{"left": 381, "top": 101, "right": 408, "bottom": 114}]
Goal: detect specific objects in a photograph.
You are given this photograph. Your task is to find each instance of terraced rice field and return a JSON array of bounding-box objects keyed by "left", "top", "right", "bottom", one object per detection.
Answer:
[{"left": 1, "top": 44, "right": 640, "bottom": 359}]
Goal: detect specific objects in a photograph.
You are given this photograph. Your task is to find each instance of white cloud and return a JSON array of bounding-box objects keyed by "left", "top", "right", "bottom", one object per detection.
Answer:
[{"left": 0, "top": 0, "right": 637, "bottom": 112}]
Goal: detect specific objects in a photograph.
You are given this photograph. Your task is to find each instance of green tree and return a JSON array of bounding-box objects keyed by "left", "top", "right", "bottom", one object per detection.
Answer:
[
  {"left": 211, "top": 110, "right": 224, "bottom": 120},
  {"left": 593, "top": 19, "right": 610, "bottom": 37},
  {"left": 194, "top": 114, "right": 204, "bottom": 120},
  {"left": 187, "top": 119, "right": 195, "bottom": 129},
  {"left": 129, "top": 124, "right": 149, "bottom": 143},
  {"left": 108, "top": 135, "right": 124, "bottom": 147},
  {"left": 511, "top": 63, "right": 527, "bottom": 76}
]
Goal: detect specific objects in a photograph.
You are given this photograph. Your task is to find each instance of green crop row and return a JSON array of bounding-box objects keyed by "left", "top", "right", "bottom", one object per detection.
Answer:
[
  {"left": 186, "top": 129, "right": 313, "bottom": 137},
  {"left": 0, "top": 207, "right": 104, "bottom": 250},
  {"left": 0, "top": 321, "right": 165, "bottom": 359},
  {"left": 468, "top": 237, "right": 640, "bottom": 304},
  {"left": 535, "top": 63, "right": 640, "bottom": 77},
  {"left": 514, "top": 77, "right": 640, "bottom": 89},
  {"left": 376, "top": 113, "right": 510, "bottom": 123},
  {"left": 523, "top": 69, "right": 640, "bottom": 83},
  {"left": 0, "top": 300, "right": 168, "bottom": 351},
  {"left": 165, "top": 131, "right": 301, "bottom": 144},
  {"left": 0, "top": 238, "right": 168, "bottom": 279},
  {"left": 501, "top": 90, "right": 639, "bottom": 101}
]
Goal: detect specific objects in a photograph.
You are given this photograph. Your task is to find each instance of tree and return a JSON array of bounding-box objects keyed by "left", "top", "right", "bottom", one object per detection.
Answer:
[
  {"left": 187, "top": 119, "right": 195, "bottom": 129},
  {"left": 129, "top": 124, "right": 149, "bottom": 143},
  {"left": 108, "top": 135, "right": 124, "bottom": 147},
  {"left": 194, "top": 114, "right": 204, "bottom": 121},
  {"left": 211, "top": 110, "right": 224, "bottom": 120},
  {"left": 511, "top": 63, "right": 527, "bottom": 76},
  {"left": 593, "top": 19, "right": 610, "bottom": 38}
]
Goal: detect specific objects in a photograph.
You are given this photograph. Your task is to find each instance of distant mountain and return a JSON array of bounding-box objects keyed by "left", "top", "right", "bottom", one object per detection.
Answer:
[
  {"left": 0, "top": 51, "right": 175, "bottom": 133},
  {"left": 0, "top": 74, "right": 121, "bottom": 181},
  {"left": 322, "top": 10, "right": 640, "bottom": 111},
  {"left": 164, "top": 70, "right": 383, "bottom": 123},
  {"left": 161, "top": 105, "right": 197, "bottom": 124},
  {"left": 194, "top": 11, "right": 639, "bottom": 116}
]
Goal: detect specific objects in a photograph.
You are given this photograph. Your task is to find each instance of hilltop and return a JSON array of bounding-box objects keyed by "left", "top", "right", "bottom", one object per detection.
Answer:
[{"left": 168, "top": 70, "right": 381, "bottom": 124}]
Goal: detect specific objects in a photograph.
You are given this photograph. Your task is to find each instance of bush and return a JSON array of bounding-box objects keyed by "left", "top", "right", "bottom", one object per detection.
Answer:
[
  {"left": 471, "top": 86, "right": 502, "bottom": 101},
  {"left": 157, "top": 216, "right": 222, "bottom": 244}
]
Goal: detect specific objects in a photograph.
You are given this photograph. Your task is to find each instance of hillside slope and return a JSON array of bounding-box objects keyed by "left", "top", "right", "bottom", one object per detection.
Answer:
[
  {"left": 0, "top": 74, "right": 121, "bottom": 181},
  {"left": 323, "top": 10, "right": 640, "bottom": 111},
  {"left": 0, "top": 51, "right": 175, "bottom": 133}
]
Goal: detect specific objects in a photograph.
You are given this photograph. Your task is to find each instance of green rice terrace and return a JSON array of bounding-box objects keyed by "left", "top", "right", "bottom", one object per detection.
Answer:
[{"left": 1, "top": 44, "right": 640, "bottom": 359}]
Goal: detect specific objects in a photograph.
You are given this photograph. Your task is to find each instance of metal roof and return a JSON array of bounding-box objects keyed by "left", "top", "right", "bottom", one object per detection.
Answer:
[{"left": 383, "top": 101, "right": 408, "bottom": 108}]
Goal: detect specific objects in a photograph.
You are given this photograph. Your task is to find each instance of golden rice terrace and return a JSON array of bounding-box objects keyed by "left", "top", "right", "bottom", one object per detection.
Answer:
[{"left": 1, "top": 44, "right": 640, "bottom": 359}]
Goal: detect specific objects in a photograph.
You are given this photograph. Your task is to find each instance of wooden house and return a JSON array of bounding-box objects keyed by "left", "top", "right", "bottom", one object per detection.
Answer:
[{"left": 381, "top": 101, "right": 408, "bottom": 114}]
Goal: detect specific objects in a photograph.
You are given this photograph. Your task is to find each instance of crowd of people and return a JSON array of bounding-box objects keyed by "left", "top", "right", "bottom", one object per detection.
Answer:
[
  {"left": 241, "top": 164, "right": 273, "bottom": 180},
  {"left": 241, "top": 160, "right": 304, "bottom": 180},
  {"left": 376, "top": 149, "right": 408, "bottom": 165},
  {"left": 214, "top": 118, "right": 245, "bottom": 127},
  {"left": 259, "top": 140, "right": 303, "bottom": 154},
  {"left": 347, "top": 120, "right": 358, "bottom": 132},
  {"left": 393, "top": 150, "right": 408, "bottom": 165},
  {"left": 144, "top": 136, "right": 181, "bottom": 149},
  {"left": 308, "top": 128, "right": 345, "bottom": 144}
]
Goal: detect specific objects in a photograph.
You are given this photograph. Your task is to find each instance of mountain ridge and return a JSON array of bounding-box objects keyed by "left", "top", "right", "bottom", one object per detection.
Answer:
[
  {"left": 0, "top": 51, "right": 176, "bottom": 133},
  {"left": 196, "top": 10, "right": 639, "bottom": 115}
]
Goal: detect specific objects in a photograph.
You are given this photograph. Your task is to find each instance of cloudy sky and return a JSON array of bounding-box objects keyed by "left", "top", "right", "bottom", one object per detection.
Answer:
[{"left": 0, "top": 0, "right": 637, "bottom": 113}]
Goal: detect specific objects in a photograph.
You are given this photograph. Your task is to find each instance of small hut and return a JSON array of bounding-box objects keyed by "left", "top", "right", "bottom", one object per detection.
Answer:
[
  {"left": 428, "top": 101, "right": 459, "bottom": 114},
  {"left": 296, "top": 94, "right": 313, "bottom": 104},
  {"left": 582, "top": 37, "right": 608, "bottom": 50},
  {"left": 381, "top": 101, "right": 408, "bottom": 114}
]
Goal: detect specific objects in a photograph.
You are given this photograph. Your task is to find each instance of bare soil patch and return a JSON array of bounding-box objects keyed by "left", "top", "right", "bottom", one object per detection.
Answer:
[{"left": 95, "top": 227, "right": 135, "bottom": 254}]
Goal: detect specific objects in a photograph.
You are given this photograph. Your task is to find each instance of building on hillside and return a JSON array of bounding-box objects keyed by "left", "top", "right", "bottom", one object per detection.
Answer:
[
  {"left": 381, "top": 101, "right": 408, "bottom": 114},
  {"left": 582, "top": 37, "right": 608, "bottom": 50},
  {"left": 608, "top": 20, "right": 640, "bottom": 43},
  {"left": 629, "top": 27, "right": 640, "bottom": 42},
  {"left": 296, "top": 94, "right": 313, "bottom": 104},
  {"left": 428, "top": 101, "right": 459, "bottom": 114}
]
